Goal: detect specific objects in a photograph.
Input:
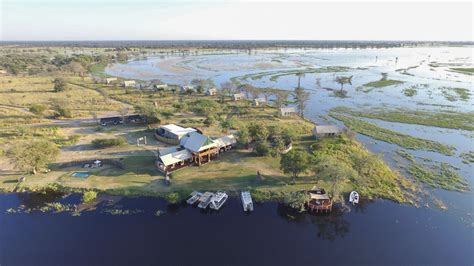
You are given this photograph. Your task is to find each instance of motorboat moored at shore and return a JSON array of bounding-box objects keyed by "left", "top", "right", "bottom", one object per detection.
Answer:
[
  {"left": 349, "top": 191, "right": 359, "bottom": 205},
  {"left": 209, "top": 191, "right": 228, "bottom": 210},
  {"left": 241, "top": 191, "right": 254, "bottom": 212}
]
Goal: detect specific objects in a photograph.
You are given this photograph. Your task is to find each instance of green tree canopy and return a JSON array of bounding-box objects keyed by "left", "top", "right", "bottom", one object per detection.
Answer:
[
  {"left": 280, "top": 149, "right": 311, "bottom": 183},
  {"left": 8, "top": 140, "right": 60, "bottom": 175}
]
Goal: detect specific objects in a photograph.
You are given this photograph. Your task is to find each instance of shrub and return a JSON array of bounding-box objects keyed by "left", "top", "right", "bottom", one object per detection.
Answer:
[
  {"left": 92, "top": 138, "right": 126, "bottom": 148},
  {"left": 82, "top": 190, "right": 98, "bottom": 203},
  {"left": 255, "top": 141, "right": 270, "bottom": 156},
  {"left": 53, "top": 78, "right": 67, "bottom": 92},
  {"left": 29, "top": 104, "right": 47, "bottom": 115},
  {"left": 54, "top": 106, "right": 72, "bottom": 118}
]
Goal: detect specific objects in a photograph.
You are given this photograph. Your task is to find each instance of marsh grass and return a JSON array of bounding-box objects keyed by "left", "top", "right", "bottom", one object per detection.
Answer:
[{"left": 330, "top": 112, "right": 455, "bottom": 155}]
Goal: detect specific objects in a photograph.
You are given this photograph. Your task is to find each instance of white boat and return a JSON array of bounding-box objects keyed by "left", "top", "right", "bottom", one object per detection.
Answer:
[
  {"left": 198, "top": 192, "right": 214, "bottom": 209},
  {"left": 349, "top": 191, "right": 359, "bottom": 205},
  {"left": 186, "top": 191, "right": 202, "bottom": 205},
  {"left": 209, "top": 192, "right": 228, "bottom": 210},
  {"left": 241, "top": 191, "right": 254, "bottom": 212}
]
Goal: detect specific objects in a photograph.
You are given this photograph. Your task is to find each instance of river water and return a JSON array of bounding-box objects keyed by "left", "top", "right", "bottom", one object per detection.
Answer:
[{"left": 1, "top": 193, "right": 473, "bottom": 265}]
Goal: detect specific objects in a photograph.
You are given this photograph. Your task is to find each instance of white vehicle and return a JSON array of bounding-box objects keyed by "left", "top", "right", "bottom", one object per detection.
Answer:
[
  {"left": 349, "top": 191, "right": 359, "bottom": 205},
  {"left": 241, "top": 191, "right": 254, "bottom": 212},
  {"left": 209, "top": 192, "right": 228, "bottom": 210}
]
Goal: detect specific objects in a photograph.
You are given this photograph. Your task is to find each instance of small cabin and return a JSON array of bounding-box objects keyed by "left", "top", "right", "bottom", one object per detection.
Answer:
[
  {"left": 213, "top": 135, "right": 237, "bottom": 153},
  {"left": 312, "top": 125, "right": 342, "bottom": 138},
  {"left": 154, "top": 84, "right": 169, "bottom": 91},
  {"left": 206, "top": 88, "right": 217, "bottom": 96},
  {"left": 123, "top": 80, "right": 136, "bottom": 87},
  {"left": 280, "top": 107, "right": 297, "bottom": 116},
  {"left": 253, "top": 97, "right": 266, "bottom": 107},
  {"left": 232, "top": 93, "right": 245, "bottom": 101},
  {"left": 105, "top": 78, "right": 117, "bottom": 84},
  {"left": 156, "top": 149, "right": 193, "bottom": 173},
  {"left": 181, "top": 85, "right": 195, "bottom": 93}
]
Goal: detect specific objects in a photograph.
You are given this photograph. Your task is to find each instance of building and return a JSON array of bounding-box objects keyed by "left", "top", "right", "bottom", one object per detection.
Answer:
[
  {"left": 232, "top": 93, "right": 245, "bottom": 101},
  {"left": 156, "top": 149, "right": 193, "bottom": 173},
  {"left": 312, "top": 125, "right": 342, "bottom": 138},
  {"left": 154, "top": 84, "right": 169, "bottom": 91},
  {"left": 280, "top": 107, "right": 297, "bottom": 116},
  {"left": 156, "top": 133, "right": 236, "bottom": 173},
  {"left": 253, "top": 97, "right": 266, "bottom": 107},
  {"left": 181, "top": 85, "right": 194, "bottom": 93},
  {"left": 123, "top": 80, "right": 136, "bottom": 87},
  {"left": 105, "top": 78, "right": 117, "bottom": 84},
  {"left": 206, "top": 88, "right": 217, "bottom": 96},
  {"left": 155, "top": 124, "right": 198, "bottom": 144},
  {"left": 213, "top": 135, "right": 237, "bottom": 152},
  {"left": 180, "top": 132, "right": 219, "bottom": 166}
]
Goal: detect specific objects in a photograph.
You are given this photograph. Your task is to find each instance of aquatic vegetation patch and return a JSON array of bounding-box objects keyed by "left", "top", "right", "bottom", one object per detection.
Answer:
[
  {"left": 230, "top": 66, "right": 351, "bottom": 83},
  {"left": 329, "top": 112, "right": 456, "bottom": 155},
  {"left": 460, "top": 151, "right": 474, "bottom": 164},
  {"left": 406, "top": 162, "right": 469, "bottom": 192},
  {"left": 450, "top": 67, "right": 474, "bottom": 76},
  {"left": 103, "top": 208, "right": 144, "bottom": 215},
  {"left": 331, "top": 106, "right": 474, "bottom": 131},
  {"left": 363, "top": 79, "right": 404, "bottom": 88},
  {"left": 439, "top": 87, "right": 471, "bottom": 102},
  {"left": 403, "top": 87, "right": 417, "bottom": 97}
]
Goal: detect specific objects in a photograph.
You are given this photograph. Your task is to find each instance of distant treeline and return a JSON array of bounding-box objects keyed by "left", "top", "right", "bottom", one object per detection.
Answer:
[{"left": 1, "top": 40, "right": 472, "bottom": 49}]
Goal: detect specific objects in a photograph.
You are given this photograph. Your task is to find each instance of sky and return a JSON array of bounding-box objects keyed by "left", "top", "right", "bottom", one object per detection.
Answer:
[{"left": 1, "top": 0, "right": 472, "bottom": 41}]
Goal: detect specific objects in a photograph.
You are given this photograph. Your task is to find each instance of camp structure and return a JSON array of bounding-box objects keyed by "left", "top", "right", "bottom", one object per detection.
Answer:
[
  {"left": 122, "top": 80, "right": 136, "bottom": 87},
  {"left": 312, "top": 125, "right": 342, "bottom": 138},
  {"left": 306, "top": 187, "right": 332, "bottom": 213},
  {"left": 206, "top": 88, "right": 218, "bottom": 96},
  {"left": 154, "top": 124, "right": 198, "bottom": 145},
  {"left": 232, "top": 93, "right": 245, "bottom": 101},
  {"left": 280, "top": 107, "right": 297, "bottom": 116}
]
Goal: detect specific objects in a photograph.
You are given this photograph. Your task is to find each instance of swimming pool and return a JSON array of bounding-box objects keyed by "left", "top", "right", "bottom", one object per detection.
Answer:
[{"left": 71, "top": 172, "right": 90, "bottom": 178}]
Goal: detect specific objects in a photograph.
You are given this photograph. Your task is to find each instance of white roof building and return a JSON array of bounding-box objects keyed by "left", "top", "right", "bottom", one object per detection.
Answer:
[
  {"left": 180, "top": 132, "right": 217, "bottom": 153},
  {"left": 213, "top": 135, "right": 237, "bottom": 149},
  {"left": 159, "top": 149, "right": 193, "bottom": 166},
  {"left": 312, "top": 125, "right": 342, "bottom": 136},
  {"left": 206, "top": 88, "right": 217, "bottom": 96},
  {"left": 161, "top": 124, "right": 197, "bottom": 139},
  {"left": 280, "top": 107, "right": 297, "bottom": 116},
  {"left": 123, "top": 80, "right": 136, "bottom": 87}
]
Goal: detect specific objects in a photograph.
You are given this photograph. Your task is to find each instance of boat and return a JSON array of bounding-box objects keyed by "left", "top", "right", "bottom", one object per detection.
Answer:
[
  {"left": 186, "top": 191, "right": 202, "bottom": 205},
  {"left": 209, "top": 191, "right": 228, "bottom": 210},
  {"left": 349, "top": 191, "right": 359, "bottom": 205},
  {"left": 198, "top": 192, "right": 214, "bottom": 209},
  {"left": 241, "top": 191, "right": 254, "bottom": 212}
]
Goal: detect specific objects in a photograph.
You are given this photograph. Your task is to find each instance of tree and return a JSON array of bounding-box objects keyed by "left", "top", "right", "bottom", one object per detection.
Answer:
[
  {"left": 293, "top": 87, "right": 310, "bottom": 118},
  {"left": 134, "top": 103, "right": 160, "bottom": 124},
  {"left": 280, "top": 149, "right": 311, "bottom": 183},
  {"left": 296, "top": 72, "right": 305, "bottom": 88},
  {"left": 313, "top": 157, "right": 358, "bottom": 202},
  {"left": 255, "top": 141, "right": 270, "bottom": 156},
  {"left": 191, "top": 79, "right": 215, "bottom": 94},
  {"left": 274, "top": 91, "right": 290, "bottom": 110},
  {"left": 334, "top": 76, "right": 353, "bottom": 91},
  {"left": 53, "top": 78, "right": 67, "bottom": 92},
  {"left": 248, "top": 123, "right": 269, "bottom": 142},
  {"left": 237, "top": 127, "right": 250, "bottom": 148},
  {"left": 8, "top": 140, "right": 59, "bottom": 175}
]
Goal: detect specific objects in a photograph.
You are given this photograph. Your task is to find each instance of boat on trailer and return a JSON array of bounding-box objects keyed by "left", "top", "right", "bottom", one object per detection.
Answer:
[
  {"left": 241, "top": 191, "right": 254, "bottom": 212},
  {"left": 209, "top": 192, "right": 228, "bottom": 210},
  {"left": 349, "top": 191, "right": 359, "bottom": 205},
  {"left": 198, "top": 192, "right": 214, "bottom": 209},
  {"left": 186, "top": 191, "right": 202, "bottom": 205}
]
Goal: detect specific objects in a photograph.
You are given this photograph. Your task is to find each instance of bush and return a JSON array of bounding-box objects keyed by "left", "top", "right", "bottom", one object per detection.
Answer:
[
  {"left": 29, "top": 104, "right": 47, "bottom": 115},
  {"left": 204, "top": 115, "right": 216, "bottom": 126},
  {"left": 53, "top": 78, "right": 67, "bottom": 92},
  {"left": 255, "top": 141, "right": 270, "bottom": 156},
  {"left": 92, "top": 138, "right": 126, "bottom": 148},
  {"left": 55, "top": 106, "right": 72, "bottom": 118},
  {"left": 82, "top": 190, "right": 97, "bottom": 203}
]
